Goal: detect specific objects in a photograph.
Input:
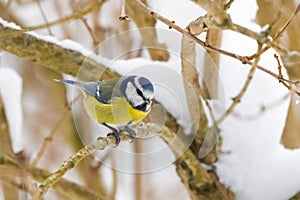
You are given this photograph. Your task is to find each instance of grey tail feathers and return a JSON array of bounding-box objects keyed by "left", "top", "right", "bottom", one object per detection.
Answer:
[
  {"left": 55, "top": 79, "right": 99, "bottom": 98},
  {"left": 54, "top": 79, "right": 80, "bottom": 85}
]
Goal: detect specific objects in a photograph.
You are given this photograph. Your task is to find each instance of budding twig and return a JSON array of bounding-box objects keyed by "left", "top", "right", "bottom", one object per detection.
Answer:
[
  {"left": 32, "top": 95, "right": 80, "bottom": 166},
  {"left": 274, "top": 54, "right": 283, "bottom": 83},
  {"left": 248, "top": 4, "right": 300, "bottom": 60},
  {"left": 34, "top": 132, "right": 130, "bottom": 199},
  {"left": 119, "top": 0, "right": 130, "bottom": 21},
  {"left": 131, "top": 0, "right": 300, "bottom": 98},
  {"left": 217, "top": 44, "right": 262, "bottom": 124},
  {"left": 25, "top": 0, "right": 108, "bottom": 31}
]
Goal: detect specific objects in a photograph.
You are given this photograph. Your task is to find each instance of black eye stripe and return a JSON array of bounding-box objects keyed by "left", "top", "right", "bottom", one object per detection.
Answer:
[
  {"left": 136, "top": 88, "right": 144, "bottom": 98},
  {"left": 130, "top": 78, "right": 151, "bottom": 101}
]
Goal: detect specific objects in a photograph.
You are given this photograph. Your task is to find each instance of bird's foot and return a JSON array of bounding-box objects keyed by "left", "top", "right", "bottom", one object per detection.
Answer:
[
  {"left": 124, "top": 126, "right": 136, "bottom": 143},
  {"left": 103, "top": 123, "right": 121, "bottom": 146},
  {"left": 107, "top": 131, "right": 121, "bottom": 146}
]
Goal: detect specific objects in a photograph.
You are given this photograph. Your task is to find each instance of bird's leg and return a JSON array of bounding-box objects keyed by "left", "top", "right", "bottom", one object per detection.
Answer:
[
  {"left": 123, "top": 125, "right": 136, "bottom": 143},
  {"left": 103, "top": 123, "right": 121, "bottom": 146}
]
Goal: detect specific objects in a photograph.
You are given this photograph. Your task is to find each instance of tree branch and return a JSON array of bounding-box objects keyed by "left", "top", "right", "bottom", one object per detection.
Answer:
[
  {"left": 130, "top": 0, "right": 300, "bottom": 95},
  {"left": 0, "top": 153, "right": 104, "bottom": 200},
  {"left": 32, "top": 123, "right": 234, "bottom": 199},
  {"left": 25, "top": 0, "right": 108, "bottom": 31},
  {"left": 0, "top": 24, "right": 117, "bottom": 81},
  {"left": 217, "top": 44, "right": 262, "bottom": 124},
  {"left": 0, "top": 91, "right": 19, "bottom": 200}
]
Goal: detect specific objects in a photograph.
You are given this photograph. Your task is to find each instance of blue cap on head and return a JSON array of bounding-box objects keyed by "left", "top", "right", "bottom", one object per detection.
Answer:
[{"left": 138, "top": 77, "right": 154, "bottom": 92}]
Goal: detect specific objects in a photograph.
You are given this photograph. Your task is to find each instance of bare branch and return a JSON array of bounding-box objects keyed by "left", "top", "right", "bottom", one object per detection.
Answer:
[
  {"left": 274, "top": 54, "right": 283, "bottom": 83},
  {"left": 119, "top": 0, "right": 130, "bottom": 21},
  {"left": 232, "top": 94, "right": 289, "bottom": 120},
  {"left": 34, "top": 132, "right": 126, "bottom": 199},
  {"left": 0, "top": 26, "right": 117, "bottom": 81},
  {"left": 31, "top": 96, "right": 80, "bottom": 166},
  {"left": 126, "top": 0, "right": 170, "bottom": 61},
  {"left": 0, "top": 153, "right": 104, "bottom": 200},
  {"left": 34, "top": 0, "right": 53, "bottom": 35},
  {"left": 217, "top": 44, "right": 262, "bottom": 124},
  {"left": 70, "top": 0, "right": 100, "bottom": 48},
  {"left": 249, "top": 3, "right": 300, "bottom": 60},
  {"left": 130, "top": 0, "right": 300, "bottom": 96},
  {"left": 25, "top": 0, "right": 108, "bottom": 31},
  {"left": 0, "top": 92, "right": 19, "bottom": 200}
]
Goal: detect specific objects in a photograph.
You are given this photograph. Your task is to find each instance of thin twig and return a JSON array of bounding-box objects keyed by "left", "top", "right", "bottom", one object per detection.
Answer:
[
  {"left": 13, "top": 151, "right": 37, "bottom": 199},
  {"left": 274, "top": 54, "right": 283, "bottom": 83},
  {"left": 4, "top": 0, "right": 13, "bottom": 10},
  {"left": 273, "top": 4, "right": 300, "bottom": 41},
  {"left": 247, "top": 4, "right": 300, "bottom": 60},
  {"left": 32, "top": 95, "right": 80, "bottom": 166},
  {"left": 233, "top": 93, "right": 289, "bottom": 120},
  {"left": 69, "top": 0, "right": 99, "bottom": 48},
  {"left": 119, "top": 0, "right": 130, "bottom": 21},
  {"left": 216, "top": 44, "right": 262, "bottom": 124},
  {"left": 35, "top": 0, "right": 53, "bottom": 35},
  {"left": 224, "top": 0, "right": 235, "bottom": 10},
  {"left": 34, "top": 131, "right": 133, "bottom": 199},
  {"left": 203, "top": 97, "right": 217, "bottom": 124},
  {"left": 0, "top": 90, "right": 19, "bottom": 200},
  {"left": 131, "top": 0, "right": 300, "bottom": 96},
  {"left": 25, "top": 0, "right": 108, "bottom": 31},
  {"left": 0, "top": 153, "right": 104, "bottom": 199}
]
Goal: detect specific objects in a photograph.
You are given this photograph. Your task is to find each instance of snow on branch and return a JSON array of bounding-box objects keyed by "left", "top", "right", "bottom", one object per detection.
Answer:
[{"left": 0, "top": 18, "right": 117, "bottom": 81}]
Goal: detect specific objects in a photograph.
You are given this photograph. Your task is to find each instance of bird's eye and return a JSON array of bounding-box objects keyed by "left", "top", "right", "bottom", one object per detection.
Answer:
[{"left": 136, "top": 88, "right": 143, "bottom": 97}]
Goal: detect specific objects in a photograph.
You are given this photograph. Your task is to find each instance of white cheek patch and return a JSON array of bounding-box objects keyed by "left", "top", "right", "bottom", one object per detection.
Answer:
[
  {"left": 125, "top": 82, "right": 144, "bottom": 107},
  {"left": 96, "top": 83, "right": 101, "bottom": 99},
  {"left": 145, "top": 103, "right": 151, "bottom": 111},
  {"left": 143, "top": 90, "right": 154, "bottom": 100},
  {"left": 134, "top": 77, "right": 142, "bottom": 89},
  {"left": 134, "top": 77, "right": 154, "bottom": 100}
]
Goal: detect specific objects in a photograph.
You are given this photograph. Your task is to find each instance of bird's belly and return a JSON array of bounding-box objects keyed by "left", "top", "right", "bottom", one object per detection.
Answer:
[{"left": 84, "top": 96, "right": 149, "bottom": 125}]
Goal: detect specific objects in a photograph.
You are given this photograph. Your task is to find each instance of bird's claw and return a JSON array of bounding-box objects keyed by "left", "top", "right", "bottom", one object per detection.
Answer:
[
  {"left": 107, "top": 131, "right": 121, "bottom": 146},
  {"left": 103, "top": 123, "right": 121, "bottom": 146},
  {"left": 124, "top": 126, "right": 136, "bottom": 143}
]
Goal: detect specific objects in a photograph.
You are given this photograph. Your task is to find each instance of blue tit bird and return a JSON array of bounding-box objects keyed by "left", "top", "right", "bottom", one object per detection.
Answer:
[{"left": 56, "top": 76, "right": 154, "bottom": 145}]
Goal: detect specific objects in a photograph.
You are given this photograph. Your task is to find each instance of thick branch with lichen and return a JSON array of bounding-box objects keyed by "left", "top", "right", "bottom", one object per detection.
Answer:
[
  {"left": 34, "top": 133, "right": 121, "bottom": 199},
  {"left": 0, "top": 153, "right": 103, "bottom": 200},
  {"left": 0, "top": 93, "right": 20, "bottom": 200},
  {"left": 0, "top": 25, "right": 116, "bottom": 81},
  {"left": 33, "top": 123, "right": 231, "bottom": 199}
]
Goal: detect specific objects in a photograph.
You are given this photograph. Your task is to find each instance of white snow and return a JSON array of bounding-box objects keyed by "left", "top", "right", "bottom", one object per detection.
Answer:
[
  {"left": 215, "top": 1, "right": 300, "bottom": 200},
  {"left": 0, "top": 17, "right": 110, "bottom": 66},
  {"left": 0, "top": 67, "right": 23, "bottom": 152},
  {"left": 0, "top": 17, "right": 21, "bottom": 30}
]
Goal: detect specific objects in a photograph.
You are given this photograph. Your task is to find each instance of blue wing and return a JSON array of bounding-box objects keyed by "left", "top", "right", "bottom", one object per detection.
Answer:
[{"left": 56, "top": 78, "right": 121, "bottom": 104}]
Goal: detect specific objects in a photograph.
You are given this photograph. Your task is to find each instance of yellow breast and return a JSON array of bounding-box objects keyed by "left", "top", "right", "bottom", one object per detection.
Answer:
[{"left": 83, "top": 95, "right": 150, "bottom": 125}]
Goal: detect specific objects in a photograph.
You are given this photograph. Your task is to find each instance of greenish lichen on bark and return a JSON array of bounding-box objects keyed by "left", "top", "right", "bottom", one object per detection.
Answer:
[{"left": 0, "top": 26, "right": 118, "bottom": 81}]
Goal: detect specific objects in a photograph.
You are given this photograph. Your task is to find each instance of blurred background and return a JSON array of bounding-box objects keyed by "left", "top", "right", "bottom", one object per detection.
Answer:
[{"left": 1, "top": 0, "right": 300, "bottom": 200}]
